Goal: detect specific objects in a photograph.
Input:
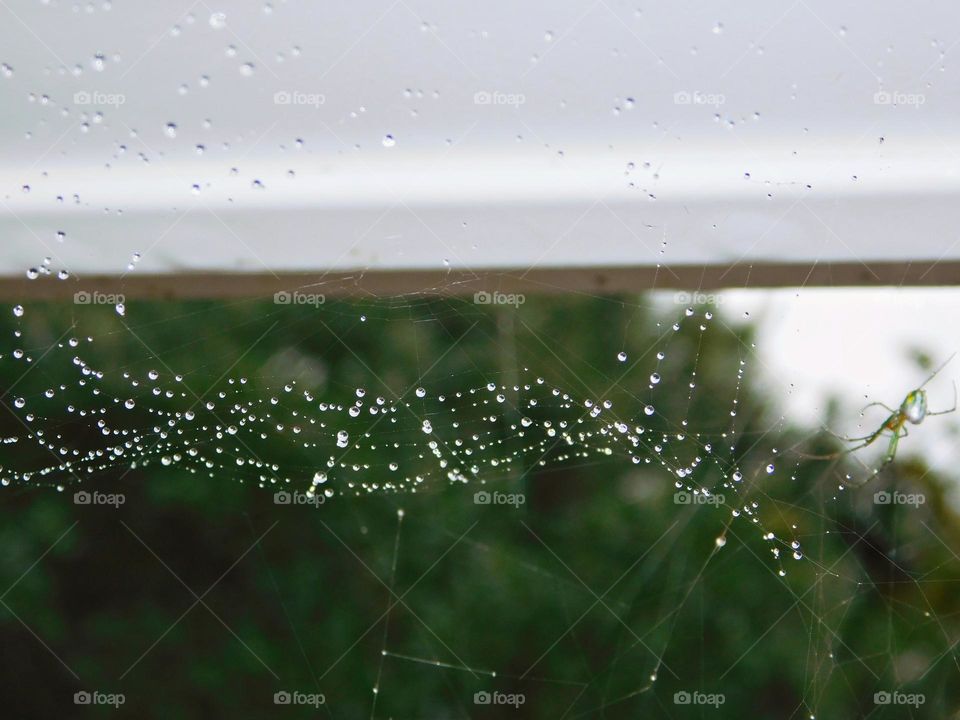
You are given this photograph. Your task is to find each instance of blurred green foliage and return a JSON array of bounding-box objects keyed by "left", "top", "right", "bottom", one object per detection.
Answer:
[{"left": 0, "top": 295, "right": 958, "bottom": 718}]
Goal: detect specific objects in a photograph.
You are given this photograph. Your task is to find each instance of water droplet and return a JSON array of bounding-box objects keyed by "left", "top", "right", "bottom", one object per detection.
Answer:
[
  {"left": 382, "top": 134, "right": 396, "bottom": 147},
  {"left": 617, "top": 351, "right": 627, "bottom": 362},
  {"left": 12, "top": 305, "right": 23, "bottom": 318}
]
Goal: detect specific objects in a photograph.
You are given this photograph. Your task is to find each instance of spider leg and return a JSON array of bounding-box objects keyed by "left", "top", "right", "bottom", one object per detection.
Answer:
[
  {"left": 822, "top": 419, "right": 890, "bottom": 444},
  {"left": 857, "top": 429, "right": 903, "bottom": 480},
  {"left": 799, "top": 427, "right": 882, "bottom": 461},
  {"left": 845, "top": 430, "right": 886, "bottom": 453},
  {"left": 860, "top": 401, "right": 896, "bottom": 414},
  {"left": 821, "top": 426, "right": 876, "bottom": 443},
  {"left": 927, "top": 380, "right": 958, "bottom": 416},
  {"left": 918, "top": 352, "right": 957, "bottom": 390},
  {"left": 881, "top": 430, "right": 901, "bottom": 466}
]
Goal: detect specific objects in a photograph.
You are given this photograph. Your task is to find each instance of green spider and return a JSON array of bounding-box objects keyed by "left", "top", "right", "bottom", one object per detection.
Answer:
[{"left": 818, "top": 354, "right": 956, "bottom": 481}]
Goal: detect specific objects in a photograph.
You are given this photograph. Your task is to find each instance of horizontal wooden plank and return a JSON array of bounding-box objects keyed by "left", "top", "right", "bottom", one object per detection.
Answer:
[{"left": 4, "top": 260, "right": 958, "bottom": 301}]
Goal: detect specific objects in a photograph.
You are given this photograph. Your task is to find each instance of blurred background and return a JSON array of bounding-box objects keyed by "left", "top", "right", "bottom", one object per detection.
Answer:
[
  {"left": 0, "top": 294, "right": 958, "bottom": 718},
  {"left": 4, "top": 0, "right": 960, "bottom": 716}
]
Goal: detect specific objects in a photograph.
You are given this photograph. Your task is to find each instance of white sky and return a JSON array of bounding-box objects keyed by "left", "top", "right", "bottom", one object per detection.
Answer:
[{"left": 718, "top": 287, "right": 960, "bottom": 486}]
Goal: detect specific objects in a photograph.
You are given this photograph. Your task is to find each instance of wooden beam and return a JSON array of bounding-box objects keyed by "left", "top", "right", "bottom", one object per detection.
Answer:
[{"left": 3, "top": 260, "right": 958, "bottom": 301}]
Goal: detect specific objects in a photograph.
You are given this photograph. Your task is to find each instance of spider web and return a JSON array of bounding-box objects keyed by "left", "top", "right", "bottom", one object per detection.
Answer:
[
  {"left": 2, "top": 0, "right": 959, "bottom": 712},
  {"left": 2, "top": 287, "right": 958, "bottom": 718}
]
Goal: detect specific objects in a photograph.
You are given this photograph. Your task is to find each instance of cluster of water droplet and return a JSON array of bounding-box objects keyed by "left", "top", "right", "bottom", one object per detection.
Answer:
[{"left": 1, "top": 295, "right": 804, "bottom": 573}]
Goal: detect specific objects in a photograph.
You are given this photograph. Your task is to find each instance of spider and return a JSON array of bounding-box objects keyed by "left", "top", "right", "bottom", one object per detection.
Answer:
[{"left": 816, "top": 354, "right": 956, "bottom": 480}]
